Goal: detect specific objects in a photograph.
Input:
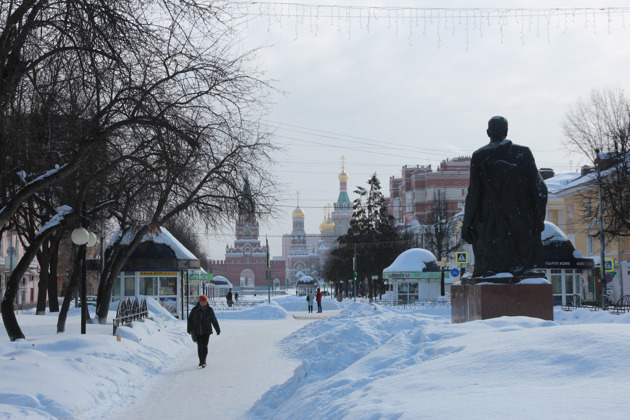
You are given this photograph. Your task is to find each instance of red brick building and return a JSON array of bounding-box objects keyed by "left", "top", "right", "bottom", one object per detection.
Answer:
[
  {"left": 387, "top": 157, "right": 471, "bottom": 226},
  {"left": 209, "top": 179, "right": 286, "bottom": 290}
]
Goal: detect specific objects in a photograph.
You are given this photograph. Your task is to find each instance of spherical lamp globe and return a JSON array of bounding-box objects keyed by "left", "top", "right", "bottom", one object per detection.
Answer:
[
  {"left": 86, "top": 231, "right": 98, "bottom": 247},
  {"left": 71, "top": 227, "right": 89, "bottom": 245}
]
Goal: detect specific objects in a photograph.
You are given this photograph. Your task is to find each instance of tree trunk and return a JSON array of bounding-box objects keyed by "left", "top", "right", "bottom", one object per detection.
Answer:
[
  {"left": 57, "top": 248, "right": 80, "bottom": 333},
  {"left": 95, "top": 225, "right": 150, "bottom": 324},
  {"left": 1, "top": 230, "right": 52, "bottom": 341},
  {"left": 35, "top": 243, "right": 51, "bottom": 315},
  {"left": 47, "top": 235, "right": 60, "bottom": 312}
]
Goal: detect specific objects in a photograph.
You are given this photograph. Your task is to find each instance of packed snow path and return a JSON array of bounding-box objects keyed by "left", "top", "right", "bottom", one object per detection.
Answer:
[{"left": 111, "top": 316, "right": 318, "bottom": 419}]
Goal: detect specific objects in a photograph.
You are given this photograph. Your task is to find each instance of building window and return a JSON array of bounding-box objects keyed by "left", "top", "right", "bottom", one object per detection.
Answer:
[
  {"left": 587, "top": 235, "right": 594, "bottom": 255},
  {"left": 159, "top": 277, "right": 177, "bottom": 295},
  {"left": 124, "top": 276, "right": 135, "bottom": 296},
  {"left": 551, "top": 269, "right": 562, "bottom": 294},
  {"left": 141, "top": 277, "right": 158, "bottom": 295},
  {"left": 586, "top": 198, "right": 592, "bottom": 217}
]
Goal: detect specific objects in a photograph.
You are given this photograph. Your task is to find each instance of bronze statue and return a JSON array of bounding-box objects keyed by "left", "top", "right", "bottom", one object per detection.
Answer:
[{"left": 462, "top": 116, "right": 548, "bottom": 278}]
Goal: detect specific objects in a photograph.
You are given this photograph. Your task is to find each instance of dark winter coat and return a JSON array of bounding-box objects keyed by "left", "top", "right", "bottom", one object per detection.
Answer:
[{"left": 187, "top": 304, "right": 221, "bottom": 341}]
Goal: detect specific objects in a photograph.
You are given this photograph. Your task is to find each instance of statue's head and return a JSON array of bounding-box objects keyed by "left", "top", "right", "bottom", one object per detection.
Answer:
[{"left": 487, "top": 116, "right": 508, "bottom": 141}]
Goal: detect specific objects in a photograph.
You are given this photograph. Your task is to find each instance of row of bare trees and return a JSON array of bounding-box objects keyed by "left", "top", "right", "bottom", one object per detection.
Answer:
[
  {"left": 1, "top": 0, "right": 276, "bottom": 340},
  {"left": 563, "top": 87, "right": 630, "bottom": 242}
]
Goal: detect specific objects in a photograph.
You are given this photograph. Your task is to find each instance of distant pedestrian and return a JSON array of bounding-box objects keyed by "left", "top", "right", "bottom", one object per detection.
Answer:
[
  {"left": 306, "top": 290, "right": 314, "bottom": 313},
  {"left": 226, "top": 288, "right": 233, "bottom": 308},
  {"left": 337, "top": 291, "right": 343, "bottom": 302},
  {"left": 234, "top": 292, "right": 239, "bottom": 302},
  {"left": 316, "top": 287, "right": 322, "bottom": 313},
  {"left": 187, "top": 295, "right": 221, "bottom": 368}
]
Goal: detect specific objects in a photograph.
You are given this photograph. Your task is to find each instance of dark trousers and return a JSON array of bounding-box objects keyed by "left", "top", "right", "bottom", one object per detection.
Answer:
[
  {"left": 197, "top": 334, "right": 210, "bottom": 363},
  {"left": 317, "top": 301, "right": 322, "bottom": 312}
]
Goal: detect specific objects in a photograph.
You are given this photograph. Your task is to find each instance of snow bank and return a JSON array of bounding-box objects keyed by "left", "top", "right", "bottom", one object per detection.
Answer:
[
  {"left": 0, "top": 298, "right": 189, "bottom": 419},
  {"left": 249, "top": 305, "right": 630, "bottom": 419}
]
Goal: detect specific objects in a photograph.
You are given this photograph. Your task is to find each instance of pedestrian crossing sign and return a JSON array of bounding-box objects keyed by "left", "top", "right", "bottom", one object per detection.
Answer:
[
  {"left": 604, "top": 259, "right": 614, "bottom": 272},
  {"left": 455, "top": 251, "right": 468, "bottom": 264}
]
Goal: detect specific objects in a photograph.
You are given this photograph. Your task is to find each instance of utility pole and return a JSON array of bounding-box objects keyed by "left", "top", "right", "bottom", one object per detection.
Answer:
[
  {"left": 353, "top": 244, "right": 357, "bottom": 302},
  {"left": 595, "top": 148, "right": 607, "bottom": 309},
  {"left": 266, "top": 236, "right": 271, "bottom": 303}
]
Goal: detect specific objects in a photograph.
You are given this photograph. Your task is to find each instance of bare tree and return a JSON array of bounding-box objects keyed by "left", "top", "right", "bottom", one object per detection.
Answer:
[
  {"left": 563, "top": 87, "right": 630, "bottom": 239},
  {"left": 2, "top": 0, "right": 277, "bottom": 339},
  {"left": 418, "top": 194, "right": 461, "bottom": 262}
]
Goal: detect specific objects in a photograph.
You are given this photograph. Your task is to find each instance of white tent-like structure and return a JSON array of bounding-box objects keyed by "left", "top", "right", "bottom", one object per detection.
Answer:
[
  {"left": 205, "top": 275, "right": 233, "bottom": 300},
  {"left": 383, "top": 248, "right": 442, "bottom": 302}
]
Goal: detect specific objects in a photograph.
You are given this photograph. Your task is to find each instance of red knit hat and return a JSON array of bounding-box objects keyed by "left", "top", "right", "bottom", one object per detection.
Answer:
[{"left": 199, "top": 295, "right": 208, "bottom": 303}]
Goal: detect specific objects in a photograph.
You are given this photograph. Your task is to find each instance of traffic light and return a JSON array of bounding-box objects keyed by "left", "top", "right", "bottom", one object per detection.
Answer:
[{"left": 353, "top": 272, "right": 357, "bottom": 282}]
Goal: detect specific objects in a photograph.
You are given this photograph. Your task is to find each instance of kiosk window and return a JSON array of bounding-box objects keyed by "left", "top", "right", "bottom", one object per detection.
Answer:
[
  {"left": 141, "top": 277, "right": 158, "bottom": 295},
  {"left": 159, "top": 277, "right": 177, "bottom": 295}
]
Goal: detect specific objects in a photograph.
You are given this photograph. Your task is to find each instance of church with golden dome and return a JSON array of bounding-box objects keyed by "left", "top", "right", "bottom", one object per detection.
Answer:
[{"left": 282, "top": 158, "right": 353, "bottom": 285}]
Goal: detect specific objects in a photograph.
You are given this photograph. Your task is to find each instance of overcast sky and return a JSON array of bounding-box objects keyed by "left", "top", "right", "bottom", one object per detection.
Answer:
[{"left": 202, "top": 1, "right": 630, "bottom": 259}]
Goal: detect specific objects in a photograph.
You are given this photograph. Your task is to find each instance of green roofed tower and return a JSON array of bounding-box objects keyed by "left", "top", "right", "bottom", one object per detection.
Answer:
[{"left": 332, "top": 156, "right": 352, "bottom": 238}]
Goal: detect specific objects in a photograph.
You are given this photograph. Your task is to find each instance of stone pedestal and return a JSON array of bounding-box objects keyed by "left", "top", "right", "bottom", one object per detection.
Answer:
[{"left": 451, "top": 283, "right": 553, "bottom": 323}]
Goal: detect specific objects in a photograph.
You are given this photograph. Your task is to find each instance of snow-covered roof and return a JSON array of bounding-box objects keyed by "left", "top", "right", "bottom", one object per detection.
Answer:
[
  {"left": 111, "top": 226, "right": 198, "bottom": 260},
  {"left": 211, "top": 275, "right": 232, "bottom": 287},
  {"left": 544, "top": 172, "right": 582, "bottom": 194},
  {"left": 541, "top": 221, "right": 568, "bottom": 244},
  {"left": 383, "top": 248, "right": 437, "bottom": 273},
  {"left": 297, "top": 275, "right": 316, "bottom": 284}
]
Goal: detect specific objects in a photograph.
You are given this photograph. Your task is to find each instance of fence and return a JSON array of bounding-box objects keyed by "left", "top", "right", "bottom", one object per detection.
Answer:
[
  {"left": 209, "top": 299, "right": 266, "bottom": 311},
  {"left": 375, "top": 300, "right": 451, "bottom": 310},
  {"left": 113, "top": 296, "right": 149, "bottom": 335},
  {"left": 561, "top": 294, "right": 630, "bottom": 314}
]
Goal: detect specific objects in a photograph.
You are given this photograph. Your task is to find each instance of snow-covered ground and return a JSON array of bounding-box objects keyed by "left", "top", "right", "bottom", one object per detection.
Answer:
[{"left": 1, "top": 295, "right": 630, "bottom": 419}]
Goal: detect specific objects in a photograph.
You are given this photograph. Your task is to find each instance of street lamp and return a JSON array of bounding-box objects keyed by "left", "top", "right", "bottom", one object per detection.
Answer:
[
  {"left": 437, "top": 258, "right": 448, "bottom": 297},
  {"left": 71, "top": 212, "right": 97, "bottom": 335},
  {"left": 371, "top": 275, "right": 378, "bottom": 301}
]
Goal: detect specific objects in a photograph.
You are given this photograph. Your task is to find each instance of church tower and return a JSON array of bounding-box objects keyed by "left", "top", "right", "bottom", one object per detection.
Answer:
[
  {"left": 331, "top": 156, "right": 352, "bottom": 239},
  {"left": 290, "top": 192, "right": 307, "bottom": 256},
  {"left": 235, "top": 178, "right": 259, "bottom": 242}
]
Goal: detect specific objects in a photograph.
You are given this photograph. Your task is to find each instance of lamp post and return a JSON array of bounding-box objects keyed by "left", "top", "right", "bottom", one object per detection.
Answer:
[
  {"left": 437, "top": 259, "right": 448, "bottom": 297},
  {"left": 595, "top": 148, "right": 608, "bottom": 309},
  {"left": 71, "top": 209, "right": 97, "bottom": 335},
  {"left": 371, "top": 275, "right": 378, "bottom": 301}
]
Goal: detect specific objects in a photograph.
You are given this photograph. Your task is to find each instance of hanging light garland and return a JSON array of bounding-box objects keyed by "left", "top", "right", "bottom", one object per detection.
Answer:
[{"left": 226, "top": 2, "right": 630, "bottom": 48}]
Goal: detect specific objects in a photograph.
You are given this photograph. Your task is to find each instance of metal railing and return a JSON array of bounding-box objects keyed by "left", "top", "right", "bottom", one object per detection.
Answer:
[
  {"left": 209, "top": 299, "right": 266, "bottom": 311},
  {"left": 560, "top": 294, "right": 630, "bottom": 314},
  {"left": 113, "top": 296, "right": 149, "bottom": 335},
  {"left": 375, "top": 300, "right": 451, "bottom": 309}
]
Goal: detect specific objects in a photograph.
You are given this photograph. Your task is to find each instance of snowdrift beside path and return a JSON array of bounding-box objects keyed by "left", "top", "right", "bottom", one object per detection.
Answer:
[
  {"left": 2, "top": 296, "right": 630, "bottom": 419},
  {"left": 0, "top": 299, "right": 189, "bottom": 419},
  {"left": 249, "top": 305, "right": 630, "bottom": 419}
]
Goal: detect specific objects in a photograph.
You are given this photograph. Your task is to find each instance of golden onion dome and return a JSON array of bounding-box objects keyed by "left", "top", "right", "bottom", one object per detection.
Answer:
[
  {"left": 292, "top": 206, "right": 305, "bottom": 218},
  {"left": 323, "top": 218, "right": 335, "bottom": 231},
  {"left": 338, "top": 170, "right": 349, "bottom": 182}
]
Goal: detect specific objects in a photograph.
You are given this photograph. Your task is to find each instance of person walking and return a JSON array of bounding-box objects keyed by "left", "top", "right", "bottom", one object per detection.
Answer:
[
  {"left": 187, "top": 295, "right": 221, "bottom": 368},
  {"left": 316, "top": 287, "right": 323, "bottom": 313},
  {"left": 306, "top": 290, "right": 314, "bottom": 313},
  {"left": 226, "top": 288, "right": 233, "bottom": 308}
]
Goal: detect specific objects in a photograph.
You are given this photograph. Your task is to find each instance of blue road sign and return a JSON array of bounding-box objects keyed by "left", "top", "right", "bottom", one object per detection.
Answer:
[
  {"left": 604, "top": 259, "right": 614, "bottom": 272},
  {"left": 455, "top": 251, "right": 468, "bottom": 264},
  {"left": 450, "top": 268, "right": 460, "bottom": 277}
]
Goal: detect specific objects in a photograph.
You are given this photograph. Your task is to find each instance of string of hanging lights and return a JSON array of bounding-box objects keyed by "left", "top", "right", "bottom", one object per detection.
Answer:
[{"left": 226, "top": 2, "right": 630, "bottom": 48}]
